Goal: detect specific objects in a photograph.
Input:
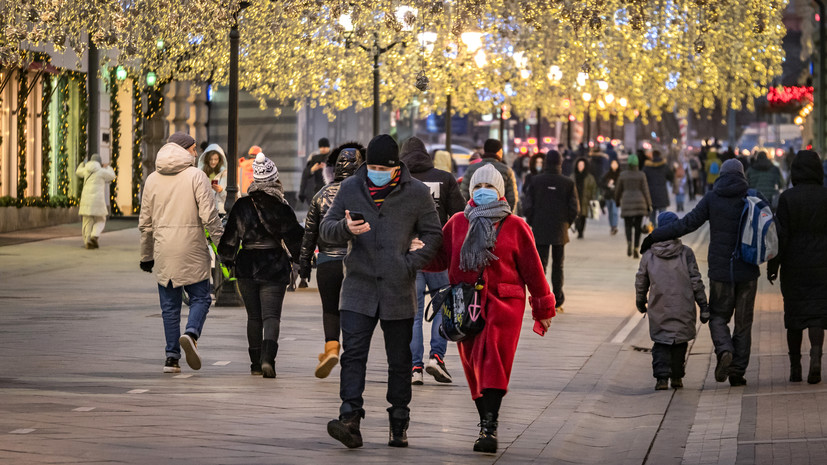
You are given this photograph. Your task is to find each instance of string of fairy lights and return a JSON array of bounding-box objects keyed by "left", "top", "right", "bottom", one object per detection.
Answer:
[
  {"left": 108, "top": 71, "right": 122, "bottom": 216},
  {"left": 0, "top": 0, "right": 798, "bottom": 207}
]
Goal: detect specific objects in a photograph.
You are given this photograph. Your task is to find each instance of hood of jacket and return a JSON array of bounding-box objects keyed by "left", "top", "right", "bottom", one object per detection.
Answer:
[
  {"left": 573, "top": 157, "right": 591, "bottom": 177},
  {"left": 83, "top": 160, "right": 101, "bottom": 174},
  {"left": 791, "top": 150, "right": 823, "bottom": 186},
  {"left": 157, "top": 143, "right": 195, "bottom": 175},
  {"left": 751, "top": 152, "right": 772, "bottom": 171},
  {"left": 333, "top": 143, "right": 364, "bottom": 182},
  {"left": 529, "top": 153, "right": 545, "bottom": 175},
  {"left": 651, "top": 239, "right": 684, "bottom": 259},
  {"left": 713, "top": 171, "right": 749, "bottom": 198},
  {"left": 197, "top": 143, "right": 228, "bottom": 173},
  {"left": 399, "top": 137, "right": 433, "bottom": 173}
]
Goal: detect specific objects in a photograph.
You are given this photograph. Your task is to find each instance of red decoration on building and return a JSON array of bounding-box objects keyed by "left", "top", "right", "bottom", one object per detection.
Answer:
[{"left": 767, "top": 86, "right": 814, "bottom": 107}]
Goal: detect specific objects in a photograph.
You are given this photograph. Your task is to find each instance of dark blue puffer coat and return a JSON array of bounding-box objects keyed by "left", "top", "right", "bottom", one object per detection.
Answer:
[{"left": 648, "top": 172, "right": 760, "bottom": 283}]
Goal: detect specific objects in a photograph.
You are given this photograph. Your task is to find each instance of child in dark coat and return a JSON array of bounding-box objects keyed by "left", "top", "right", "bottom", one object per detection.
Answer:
[{"left": 635, "top": 212, "right": 709, "bottom": 390}]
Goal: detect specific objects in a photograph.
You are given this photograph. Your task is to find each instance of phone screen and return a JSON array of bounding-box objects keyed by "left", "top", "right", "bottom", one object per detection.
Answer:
[{"left": 350, "top": 212, "right": 365, "bottom": 222}]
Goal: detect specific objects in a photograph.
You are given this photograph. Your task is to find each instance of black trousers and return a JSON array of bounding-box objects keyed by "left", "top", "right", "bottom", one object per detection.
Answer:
[
  {"left": 624, "top": 216, "right": 644, "bottom": 247},
  {"left": 339, "top": 310, "right": 413, "bottom": 417},
  {"left": 317, "top": 260, "right": 344, "bottom": 342},
  {"left": 708, "top": 279, "right": 758, "bottom": 377},
  {"left": 237, "top": 280, "right": 287, "bottom": 350},
  {"left": 652, "top": 342, "right": 688, "bottom": 379},
  {"left": 574, "top": 215, "right": 587, "bottom": 237},
  {"left": 536, "top": 244, "right": 566, "bottom": 307}
]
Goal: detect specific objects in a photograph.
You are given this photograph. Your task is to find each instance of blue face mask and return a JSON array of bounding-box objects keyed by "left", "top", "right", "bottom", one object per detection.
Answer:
[
  {"left": 367, "top": 168, "right": 394, "bottom": 186},
  {"left": 472, "top": 187, "right": 499, "bottom": 205}
]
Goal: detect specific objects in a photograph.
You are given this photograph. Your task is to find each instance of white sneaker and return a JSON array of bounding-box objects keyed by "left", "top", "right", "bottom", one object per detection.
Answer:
[
  {"left": 179, "top": 334, "right": 201, "bottom": 370},
  {"left": 411, "top": 367, "right": 424, "bottom": 385},
  {"left": 425, "top": 355, "right": 453, "bottom": 383}
]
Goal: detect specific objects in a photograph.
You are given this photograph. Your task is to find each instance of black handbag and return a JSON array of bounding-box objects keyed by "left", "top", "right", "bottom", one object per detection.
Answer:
[{"left": 424, "top": 218, "right": 507, "bottom": 342}]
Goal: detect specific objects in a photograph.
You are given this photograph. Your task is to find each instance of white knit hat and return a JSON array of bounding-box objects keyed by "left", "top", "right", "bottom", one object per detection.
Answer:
[
  {"left": 469, "top": 163, "right": 505, "bottom": 198},
  {"left": 252, "top": 153, "right": 278, "bottom": 181}
]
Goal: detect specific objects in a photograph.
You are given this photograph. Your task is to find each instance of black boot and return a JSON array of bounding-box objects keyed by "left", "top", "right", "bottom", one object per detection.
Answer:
[
  {"left": 261, "top": 340, "right": 278, "bottom": 379},
  {"left": 633, "top": 248, "right": 640, "bottom": 259},
  {"left": 249, "top": 348, "right": 262, "bottom": 375},
  {"left": 808, "top": 347, "right": 822, "bottom": 384},
  {"left": 789, "top": 353, "right": 802, "bottom": 382},
  {"left": 327, "top": 411, "right": 363, "bottom": 448},
  {"left": 388, "top": 408, "right": 410, "bottom": 447},
  {"left": 627, "top": 241, "right": 633, "bottom": 257},
  {"left": 473, "top": 412, "right": 498, "bottom": 453}
]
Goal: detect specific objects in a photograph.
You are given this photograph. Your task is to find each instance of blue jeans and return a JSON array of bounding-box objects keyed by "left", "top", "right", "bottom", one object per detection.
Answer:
[
  {"left": 411, "top": 271, "right": 449, "bottom": 368},
  {"left": 606, "top": 199, "right": 619, "bottom": 229},
  {"left": 158, "top": 279, "right": 211, "bottom": 359}
]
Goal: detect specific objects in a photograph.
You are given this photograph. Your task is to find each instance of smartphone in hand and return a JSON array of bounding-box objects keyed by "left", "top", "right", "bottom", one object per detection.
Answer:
[
  {"left": 533, "top": 320, "right": 547, "bottom": 337},
  {"left": 349, "top": 211, "right": 365, "bottom": 222}
]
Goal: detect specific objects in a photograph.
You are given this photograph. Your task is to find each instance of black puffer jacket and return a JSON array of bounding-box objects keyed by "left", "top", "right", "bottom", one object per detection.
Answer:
[
  {"left": 399, "top": 137, "right": 465, "bottom": 226},
  {"left": 643, "top": 157, "right": 673, "bottom": 209},
  {"left": 768, "top": 151, "right": 827, "bottom": 330},
  {"left": 217, "top": 191, "right": 304, "bottom": 283},
  {"left": 299, "top": 143, "right": 364, "bottom": 277},
  {"left": 648, "top": 171, "right": 760, "bottom": 283},
  {"left": 522, "top": 153, "right": 579, "bottom": 245}
]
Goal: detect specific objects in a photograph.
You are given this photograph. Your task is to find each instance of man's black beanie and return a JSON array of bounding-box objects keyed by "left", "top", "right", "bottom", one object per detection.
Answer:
[
  {"left": 366, "top": 134, "right": 400, "bottom": 167},
  {"left": 484, "top": 138, "right": 503, "bottom": 155}
]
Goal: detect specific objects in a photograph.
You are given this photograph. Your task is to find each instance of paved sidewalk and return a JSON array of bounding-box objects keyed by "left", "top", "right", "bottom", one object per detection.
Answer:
[{"left": 0, "top": 211, "right": 823, "bottom": 464}]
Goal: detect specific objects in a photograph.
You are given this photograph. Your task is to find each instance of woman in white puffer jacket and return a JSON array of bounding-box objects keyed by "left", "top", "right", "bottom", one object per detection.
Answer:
[{"left": 76, "top": 153, "right": 116, "bottom": 248}]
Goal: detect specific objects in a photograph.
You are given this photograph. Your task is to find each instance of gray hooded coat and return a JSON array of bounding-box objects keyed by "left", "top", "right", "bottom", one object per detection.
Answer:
[{"left": 635, "top": 239, "right": 708, "bottom": 344}]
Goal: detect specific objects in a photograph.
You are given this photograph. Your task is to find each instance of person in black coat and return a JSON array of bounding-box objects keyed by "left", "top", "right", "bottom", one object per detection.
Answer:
[
  {"left": 642, "top": 159, "right": 764, "bottom": 387},
  {"left": 399, "top": 136, "right": 465, "bottom": 385},
  {"left": 300, "top": 142, "right": 364, "bottom": 379},
  {"left": 522, "top": 151, "right": 579, "bottom": 310},
  {"left": 299, "top": 138, "right": 331, "bottom": 205},
  {"left": 642, "top": 150, "right": 674, "bottom": 227},
  {"left": 768, "top": 150, "right": 827, "bottom": 384},
  {"left": 218, "top": 154, "right": 304, "bottom": 378}
]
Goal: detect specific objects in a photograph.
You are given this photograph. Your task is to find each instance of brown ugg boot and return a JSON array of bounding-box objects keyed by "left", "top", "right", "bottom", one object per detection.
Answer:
[{"left": 315, "top": 341, "right": 340, "bottom": 379}]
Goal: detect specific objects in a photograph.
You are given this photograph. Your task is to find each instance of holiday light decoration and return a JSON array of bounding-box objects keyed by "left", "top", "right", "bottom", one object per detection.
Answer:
[
  {"left": 41, "top": 73, "right": 51, "bottom": 199},
  {"left": 767, "top": 86, "right": 814, "bottom": 107},
  {"left": 131, "top": 80, "right": 143, "bottom": 214},
  {"left": 0, "top": 1, "right": 790, "bottom": 136},
  {"left": 17, "top": 68, "right": 28, "bottom": 199},
  {"left": 108, "top": 71, "right": 122, "bottom": 216}
]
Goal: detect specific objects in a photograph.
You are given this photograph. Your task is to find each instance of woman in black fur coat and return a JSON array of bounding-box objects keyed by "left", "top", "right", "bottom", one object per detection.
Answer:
[{"left": 218, "top": 153, "right": 304, "bottom": 378}]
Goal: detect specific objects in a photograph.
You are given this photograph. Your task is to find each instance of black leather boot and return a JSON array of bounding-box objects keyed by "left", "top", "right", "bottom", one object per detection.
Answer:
[
  {"left": 473, "top": 412, "right": 498, "bottom": 453},
  {"left": 261, "top": 340, "right": 278, "bottom": 378},
  {"left": 789, "top": 353, "right": 802, "bottom": 382},
  {"left": 249, "top": 348, "right": 262, "bottom": 375},
  {"left": 388, "top": 409, "right": 409, "bottom": 447},
  {"left": 327, "top": 411, "right": 363, "bottom": 448},
  {"left": 627, "top": 241, "right": 633, "bottom": 257},
  {"left": 808, "top": 347, "right": 822, "bottom": 384}
]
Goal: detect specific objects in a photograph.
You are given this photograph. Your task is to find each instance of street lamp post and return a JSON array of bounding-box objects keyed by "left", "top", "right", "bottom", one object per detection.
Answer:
[
  {"left": 445, "top": 93, "right": 452, "bottom": 156},
  {"left": 216, "top": 1, "right": 250, "bottom": 307},
  {"left": 87, "top": 39, "right": 99, "bottom": 160},
  {"left": 815, "top": 0, "right": 826, "bottom": 154},
  {"left": 582, "top": 92, "right": 592, "bottom": 145}
]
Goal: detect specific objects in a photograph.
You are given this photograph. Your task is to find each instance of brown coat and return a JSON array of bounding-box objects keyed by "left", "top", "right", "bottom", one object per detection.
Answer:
[{"left": 139, "top": 143, "right": 224, "bottom": 287}]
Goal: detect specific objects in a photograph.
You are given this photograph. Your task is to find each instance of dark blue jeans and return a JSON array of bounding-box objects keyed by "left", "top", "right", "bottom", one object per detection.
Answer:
[
  {"left": 411, "top": 270, "right": 449, "bottom": 368},
  {"left": 339, "top": 310, "right": 413, "bottom": 417},
  {"left": 709, "top": 279, "right": 758, "bottom": 377},
  {"left": 158, "top": 279, "right": 211, "bottom": 359}
]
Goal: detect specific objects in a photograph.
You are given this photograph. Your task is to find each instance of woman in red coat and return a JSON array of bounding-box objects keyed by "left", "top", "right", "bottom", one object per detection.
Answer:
[{"left": 425, "top": 164, "right": 555, "bottom": 453}]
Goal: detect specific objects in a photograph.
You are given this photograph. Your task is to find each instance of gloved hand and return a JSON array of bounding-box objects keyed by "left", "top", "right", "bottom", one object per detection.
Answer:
[
  {"left": 700, "top": 305, "right": 711, "bottom": 324},
  {"left": 636, "top": 297, "right": 648, "bottom": 314},
  {"left": 767, "top": 271, "right": 778, "bottom": 285},
  {"left": 299, "top": 260, "right": 312, "bottom": 280},
  {"left": 640, "top": 235, "right": 655, "bottom": 254},
  {"left": 140, "top": 260, "right": 154, "bottom": 273}
]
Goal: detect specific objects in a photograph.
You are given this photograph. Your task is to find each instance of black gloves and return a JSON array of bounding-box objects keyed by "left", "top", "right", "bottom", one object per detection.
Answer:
[
  {"left": 140, "top": 260, "right": 154, "bottom": 273},
  {"left": 767, "top": 271, "right": 778, "bottom": 285},
  {"left": 299, "top": 260, "right": 312, "bottom": 280},
  {"left": 636, "top": 297, "right": 648, "bottom": 314},
  {"left": 700, "top": 305, "right": 711, "bottom": 324},
  {"left": 640, "top": 235, "right": 655, "bottom": 254}
]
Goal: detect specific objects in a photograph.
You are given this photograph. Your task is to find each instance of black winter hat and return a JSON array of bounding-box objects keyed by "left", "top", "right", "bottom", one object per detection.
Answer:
[
  {"left": 483, "top": 138, "right": 503, "bottom": 155},
  {"left": 366, "top": 134, "right": 400, "bottom": 167},
  {"left": 545, "top": 150, "right": 562, "bottom": 167},
  {"left": 318, "top": 137, "right": 330, "bottom": 148}
]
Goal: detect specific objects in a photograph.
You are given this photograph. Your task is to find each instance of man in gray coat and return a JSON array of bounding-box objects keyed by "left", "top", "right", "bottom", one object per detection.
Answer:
[{"left": 321, "top": 134, "right": 443, "bottom": 449}]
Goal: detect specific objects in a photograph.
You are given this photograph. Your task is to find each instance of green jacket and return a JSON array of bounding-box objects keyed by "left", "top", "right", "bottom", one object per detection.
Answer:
[{"left": 747, "top": 157, "right": 785, "bottom": 203}]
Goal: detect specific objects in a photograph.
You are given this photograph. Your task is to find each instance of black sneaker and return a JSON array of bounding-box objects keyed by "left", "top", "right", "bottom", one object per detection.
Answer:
[
  {"left": 655, "top": 377, "right": 669, "bottom": 390},
  {"left": 425, "top": 354, "right": 452, "bottom": 383},
  {"left": 163, "top": 357, "right": 180, "bottom": 373},
  {"left": 715, "top": 351, "right": 733, "bottom": 382},
  {"left": 729, "top": 375, "right": 747, "bottom": 386},
  {"left": 671, "top": 378, "right": 683, "bottom": 389}
]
